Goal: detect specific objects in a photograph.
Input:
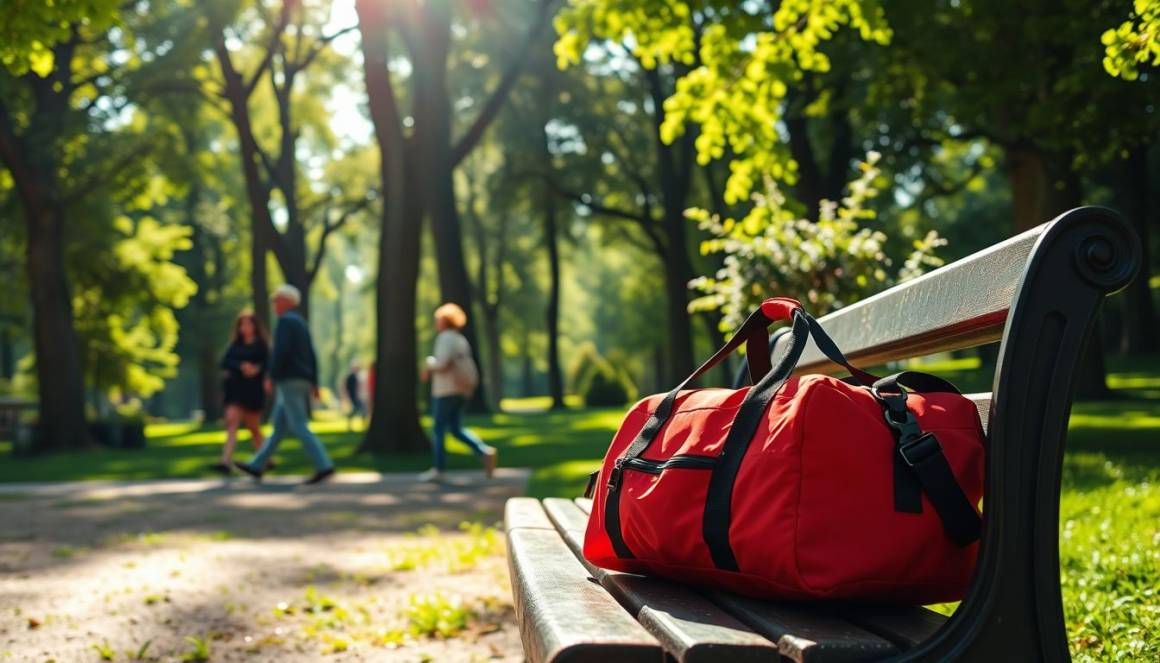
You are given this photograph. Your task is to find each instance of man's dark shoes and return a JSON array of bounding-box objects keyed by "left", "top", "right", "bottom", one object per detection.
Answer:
[
  {"left": 234, "top": 461, "right": 264, "bottom": 480},
  {"left": 303, "top": 467, "right": 335, "bottom": 485}
]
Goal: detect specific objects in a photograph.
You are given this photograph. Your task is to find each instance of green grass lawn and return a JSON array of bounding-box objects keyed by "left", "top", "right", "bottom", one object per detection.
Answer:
[{"left": 2, "top": 370, "right": 1157, "bottom": 659}]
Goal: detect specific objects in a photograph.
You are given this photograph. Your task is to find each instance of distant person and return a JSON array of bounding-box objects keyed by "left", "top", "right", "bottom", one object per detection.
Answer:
[
  {"left": 343, "top": 360, "right": 366, "bottom": 430},
  {"left": 236, "top": 285, "right": 335, "bottom": 485},
  {"left": 212, "top": 311, "right": 268, "bottom": 475},
  {"left": 419, "top": 303, "right": 495, "bottom": 482}
]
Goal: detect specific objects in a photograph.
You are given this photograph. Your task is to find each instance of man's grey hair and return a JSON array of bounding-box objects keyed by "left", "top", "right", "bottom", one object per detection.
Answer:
[{"left": 272, "top": 284, "right": 301, "bottom": 305}]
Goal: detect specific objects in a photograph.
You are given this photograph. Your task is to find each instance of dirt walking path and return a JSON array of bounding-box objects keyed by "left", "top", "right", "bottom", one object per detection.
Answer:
[{"left": 0, "top": 470, "right": 530, "bottom": 662}]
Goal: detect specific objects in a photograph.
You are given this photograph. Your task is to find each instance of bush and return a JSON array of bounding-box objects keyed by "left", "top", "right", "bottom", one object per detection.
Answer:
[
  {"left": 584, "top": 367, "right": 633, "bottom": 406},
  {"left": 567, "top": 342, "right": 604, "bottom": 395},
  {"left": 569, "top": 343, "right": 639, "bottom": 407}
]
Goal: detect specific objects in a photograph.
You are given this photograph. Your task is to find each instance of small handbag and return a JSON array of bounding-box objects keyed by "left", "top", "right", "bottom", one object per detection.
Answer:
[{"left": 583, "top": 297, "right": 985, "bottom": 603}]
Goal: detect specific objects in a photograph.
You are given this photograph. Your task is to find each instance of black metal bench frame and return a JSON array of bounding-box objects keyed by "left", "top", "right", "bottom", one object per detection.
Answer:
[{"left": 505, "top": 207, "right": 1141, "bottom": 662}]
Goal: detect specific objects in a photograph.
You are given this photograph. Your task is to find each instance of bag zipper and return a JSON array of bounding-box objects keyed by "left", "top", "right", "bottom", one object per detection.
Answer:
[{"left": 622, "top": 454, "right": 718, "bottom": 474}]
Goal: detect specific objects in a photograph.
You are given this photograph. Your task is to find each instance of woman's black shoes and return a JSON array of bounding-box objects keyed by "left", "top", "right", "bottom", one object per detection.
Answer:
[
  {"left": 303, "top": 467, "right": 335, "bottom": 485},
  {"left": 210, "top": 462, "right": 232, "bottom": 475},
  {"left": 234, "top": 461, "right": 264, "bottom": 480}
]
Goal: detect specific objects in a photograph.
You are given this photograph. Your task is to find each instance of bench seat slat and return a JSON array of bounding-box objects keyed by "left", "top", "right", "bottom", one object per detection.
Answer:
[
  {"left": 575, "top": 497, "right": 593, "bottom": 514},
  {"left": 542, "top": 497, "right": 606, "bottom": 580},
  {"left": 836, "top": 604, "right": 947, "bottom": 649},
  {"left": 542, "top": 498, "right": 780, "bottom": 663},
  {"left": 506, "top": 496, "right": 556, "bottom": 532},
  {"left": 507, "top": 526, "right": 662, "bottom": 662},
  {"left": 708, "top": 592, "right": 898, "bottom": 663}
]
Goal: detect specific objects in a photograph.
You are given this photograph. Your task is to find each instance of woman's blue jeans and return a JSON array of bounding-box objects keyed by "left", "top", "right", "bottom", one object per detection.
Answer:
[{"left": 431, "top": 395, "right": 491, "bottom": 471}]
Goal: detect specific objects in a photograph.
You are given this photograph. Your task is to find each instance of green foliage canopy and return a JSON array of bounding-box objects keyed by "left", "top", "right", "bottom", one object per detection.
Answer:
[
  {"left": 553, "top": 0, "right": 890, "bottom": 205},
  {"left": 1103, "top": 0, "right": 1160, "bottom": 80},
  {"left": 0, "top": 0, "right": 120, "bottom": 75}
]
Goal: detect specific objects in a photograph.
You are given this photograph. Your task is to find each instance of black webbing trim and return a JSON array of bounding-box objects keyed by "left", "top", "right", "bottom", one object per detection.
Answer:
[
  {"left": 604, "top": 305, "right": 793, "bottom": 560},
  {"left": 873, "top": 371, "right": 962, "bottom": 395},
  {"left": 702, "top": 312, "right": 811, "bottom": 571},
  {"left": 903, "top": 434, "right": 983, "bottom": 546},
  {"left": 875, "top": 374, "right": 981, "bottom": 546},
  {"left": 883, "top": 406, "right": 925, "bottom": 515},
  {"left": 805, "top": 316, "right": 880, "bottom": 385}
]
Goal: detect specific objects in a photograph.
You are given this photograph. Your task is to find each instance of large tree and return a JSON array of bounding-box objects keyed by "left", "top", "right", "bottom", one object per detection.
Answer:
[
  {"left": 0, "top": 9, "right": 142, "bottom": 449},
  {"left": 206, "top": 0, "right": 365, "bottom": 322},
  {"left": 354, "top": 0, "right": 550, "bottom": 452}
]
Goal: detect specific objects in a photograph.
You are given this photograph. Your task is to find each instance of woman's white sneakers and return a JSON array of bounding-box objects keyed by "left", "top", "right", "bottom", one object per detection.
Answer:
[{"left": 418, "top": 468, "right": 443, "bottom": 483}]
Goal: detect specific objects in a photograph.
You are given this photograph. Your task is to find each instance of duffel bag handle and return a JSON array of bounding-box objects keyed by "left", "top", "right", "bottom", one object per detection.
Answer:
[
  {"left": 621, "top": 298, "right": 874, "bottom": 464},
  {"left": 616, "top": 298, "right": 804, "bottom": 464}
]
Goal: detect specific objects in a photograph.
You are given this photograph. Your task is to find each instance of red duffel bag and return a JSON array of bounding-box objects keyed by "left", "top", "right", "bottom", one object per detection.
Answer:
[{"left": 582, "top": 297, "right": 985, "bottom": 604}]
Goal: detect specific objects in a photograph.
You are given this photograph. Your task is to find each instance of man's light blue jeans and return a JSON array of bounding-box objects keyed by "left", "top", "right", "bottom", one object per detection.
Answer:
[{"left": 252, "top": 379, "right": 333, "bottom": 472}]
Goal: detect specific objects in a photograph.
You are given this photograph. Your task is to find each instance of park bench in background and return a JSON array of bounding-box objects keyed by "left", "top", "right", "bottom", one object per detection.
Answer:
[{"left": 505, "top": 207, "right": 1140, "bottom": 662}]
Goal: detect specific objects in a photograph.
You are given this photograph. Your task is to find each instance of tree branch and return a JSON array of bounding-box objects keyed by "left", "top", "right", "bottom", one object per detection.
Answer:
[
  {"left": 307, "top": 196, "right": 374, "bottom": 282},
  {"left": 63, "top": 142, "right": 151, "bottom": 204},
  {"left": 450, "top": 0, "right": 555, "bottom": 167},
  {"left": 243, "top": 0, "right": 294, "bottom": 97},
  {"left": 291, "top": 24, "right": 359, "bottom": 74}
]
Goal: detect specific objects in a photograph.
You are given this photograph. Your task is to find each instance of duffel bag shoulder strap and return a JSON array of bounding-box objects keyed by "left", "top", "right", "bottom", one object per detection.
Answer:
[{"left": 873, "top": 375, "right": 983, "bottom": 547}]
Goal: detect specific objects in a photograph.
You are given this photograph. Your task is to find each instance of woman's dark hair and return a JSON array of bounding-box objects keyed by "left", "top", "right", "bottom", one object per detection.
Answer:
[{"left": 231, "top": 310, "right": 269, "bottom": 347}]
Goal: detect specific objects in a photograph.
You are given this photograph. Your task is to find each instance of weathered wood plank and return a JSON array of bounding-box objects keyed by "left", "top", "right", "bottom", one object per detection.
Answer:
[
  {"left": 611, "top": 575, "right": 781, "bottom": 663},
  {"left": 575, "top": 497, "right": 593, "bottom": 515},
  {"left": 506, "top": 496, "right": 555, "bottom": 532},
  {"left": 787, "top": 223, "right": 1048, "bottom": 372},
  {"left": 542, "top": 497, "right": 605, "bottom": 581},
  {"left": 836, "top": 604, "right": 947, "bottom": 649},
  {"left": 543, "top": 498, "right": 779, "bottom": 663},
  {"left": 709, "top": 592, "right": 898, "bottom": 663},
  {"left": 507, "top": 527, "right": 662, "bottom": 663},
  {"left": 967, "top": 393, "right": 992, "bottom": 434}
]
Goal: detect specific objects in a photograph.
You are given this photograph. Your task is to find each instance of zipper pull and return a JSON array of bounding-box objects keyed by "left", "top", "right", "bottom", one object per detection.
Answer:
[{"left": 607, "top": 458, "right": 626, "bottom": 492}]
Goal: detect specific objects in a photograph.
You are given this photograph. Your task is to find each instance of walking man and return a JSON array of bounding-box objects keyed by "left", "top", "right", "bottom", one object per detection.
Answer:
[{"left": 236, "top": 284, "right": 336, "bottom": 485}]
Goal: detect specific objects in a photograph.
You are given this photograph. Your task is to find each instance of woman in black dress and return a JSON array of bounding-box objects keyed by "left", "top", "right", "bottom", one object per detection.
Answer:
[{"left": 212, "top": 311, "right": 269, "bottom": 474}]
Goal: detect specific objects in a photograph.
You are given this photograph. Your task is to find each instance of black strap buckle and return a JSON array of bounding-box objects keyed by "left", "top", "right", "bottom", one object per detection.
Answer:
[{"left": 898, "top": 432, "right": 942, "bottom": 467}]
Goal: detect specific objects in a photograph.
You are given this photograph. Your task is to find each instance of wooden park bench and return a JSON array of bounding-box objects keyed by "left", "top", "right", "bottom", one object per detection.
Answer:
[{"left": 504, "top": 207, "right": 1141, "bottom": 662}]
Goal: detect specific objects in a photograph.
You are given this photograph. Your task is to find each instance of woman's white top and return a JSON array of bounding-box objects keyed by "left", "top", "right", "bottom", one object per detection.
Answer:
[{"left": 426, "top": 329, "right": 473, "bottom": 397}]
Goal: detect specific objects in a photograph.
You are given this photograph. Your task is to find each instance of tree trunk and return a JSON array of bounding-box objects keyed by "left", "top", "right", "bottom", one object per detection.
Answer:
[
  {"left": 0, "top": 90, "right": 90, "bottom": 450},
  {"left": 1006, "top": 143, "right": 1051, "bottom": 232},
  {"left": 414, "top": 0, "right": 487, "bottom": 411},
  {"left": 482, "top": 304, "right": 503, "bottom": 409},
  {"left": 537, "top": 88, "right": 566, "bottom": 409},
  {"left": 356, "top": 0, "right": 428, "bottom": 454},
  {"left": 251, "top": 223, "right": 270, "bottom": 326},
  {"left": 646, "top": 68, "right": 696, "bottom": 383},
  {"left": 0, "top": 325, "right": 13, "bottom": 380},
  {"left": 543, "top": 177, "right": 566, "bottom": 409},
  {"left": 26, "top": 202, "right": 91, "bottom": 450},
  {"left": 198, "top": 344, "right": 223, "bottom": 423},
  {"left": 1119, "top": 145, "right": 1156, "bottom": 353},
  {"left": 330, "top": 266, "right": 346, "bottom": 394},
  {"left": 521, "top": 329, "right": 535, "bottom": 397}
]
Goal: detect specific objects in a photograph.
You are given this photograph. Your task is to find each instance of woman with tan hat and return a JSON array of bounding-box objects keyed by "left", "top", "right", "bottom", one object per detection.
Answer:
[{"left": 419, "top": 302, "right": 496, "bottom": 482}]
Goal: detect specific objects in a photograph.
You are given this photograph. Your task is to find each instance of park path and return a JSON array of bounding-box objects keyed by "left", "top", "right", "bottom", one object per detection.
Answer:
[{"left": 0, "top": 470, "right": 529, "bottom": 662}]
